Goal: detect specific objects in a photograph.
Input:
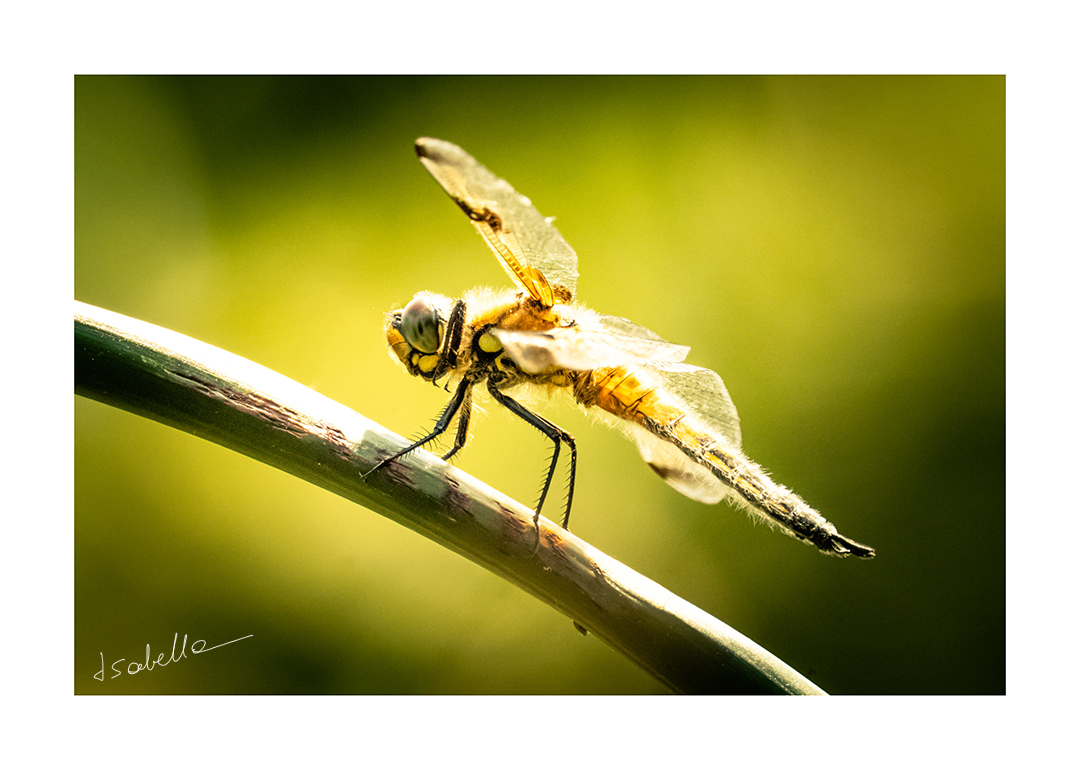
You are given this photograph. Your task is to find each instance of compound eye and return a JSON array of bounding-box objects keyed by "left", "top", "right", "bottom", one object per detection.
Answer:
[{"left": 399, "top": 297, "right": 442, "bottom": 353}]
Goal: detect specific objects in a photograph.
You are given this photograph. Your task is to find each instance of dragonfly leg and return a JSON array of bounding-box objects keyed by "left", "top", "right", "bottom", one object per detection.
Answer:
[
  {"left": 489, "top": 384, "right": 577, "bottom": 530},
  {"left": 439, "top": 389, "right": 473, "bottom": 462},
  {"left": 367, "top": 378, "right": 473, "bottom": 475},
  {"left": 434, "top": 300, "right": 467, "bottom": 385}
]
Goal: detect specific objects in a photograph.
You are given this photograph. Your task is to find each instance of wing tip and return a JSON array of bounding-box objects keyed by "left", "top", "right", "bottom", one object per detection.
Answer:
[
  {"left": 415, "top": 137, "right": 435, "bottom": 158},
  {"left": 415, "top": 136, "right": 455, "bottom": 161}
]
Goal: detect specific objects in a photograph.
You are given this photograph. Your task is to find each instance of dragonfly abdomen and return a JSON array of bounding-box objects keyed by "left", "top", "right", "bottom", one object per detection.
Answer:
[{"left": 694, "top": 443, "right": 873, "bottom": 557}]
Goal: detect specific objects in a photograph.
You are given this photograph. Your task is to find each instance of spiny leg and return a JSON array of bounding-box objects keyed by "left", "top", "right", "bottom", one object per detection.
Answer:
[
  {"left": 440, "top": 388, "right": 473, "bottom": 462},
  {"left": 433, "top": 300, "right": 467, "bottom": 382},
  {"left": 488, "top": 384, "right": 577, "bottom": 530},
  {"left": 367, "top": 378, "right": 473, "bottom": 475}
]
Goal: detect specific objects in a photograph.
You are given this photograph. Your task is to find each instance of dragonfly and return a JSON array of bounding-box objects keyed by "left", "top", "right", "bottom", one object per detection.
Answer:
[{"left": 373, "top": 137, "right": 874, "bottom": 558}]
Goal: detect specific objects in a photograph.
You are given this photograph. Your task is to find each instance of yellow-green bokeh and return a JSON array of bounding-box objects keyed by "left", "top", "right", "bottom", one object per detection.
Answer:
[{"left": 76, "top": 75, "right": 1003, "bottom": 693}]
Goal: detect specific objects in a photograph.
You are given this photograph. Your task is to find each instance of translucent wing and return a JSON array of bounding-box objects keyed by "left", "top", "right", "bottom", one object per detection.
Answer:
[
  {"left": 647, "top": 362, "right": 742, "bottom": 451},
  {"left": 623, "top": 363, "right": 743, "bottom": 504},
  {"left": 491, "top": 314, "right": 690, "bottom": 373},
  {"left": 592, "top": 313, "right": 674, "bottom": 344},
  {"left": 416, "top": 137, "right": 578, "bottom": 306},
  {"left": 623, "top": 423, "right": 730, "bottom": 503}
]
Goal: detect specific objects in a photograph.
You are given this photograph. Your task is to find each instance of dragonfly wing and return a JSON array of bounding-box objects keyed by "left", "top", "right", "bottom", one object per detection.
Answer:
[
  {"left": 592, "top": 313, "right": 674, "bottom": 344},
  {"left": 491, "top": 326, "right": 690, "bottom": 373},
  {"left": 648, "top": 362, "right": 742, "bottom": 450},
  {"left": 416, "top": 138, "right": 579, "bottom": 305},
  {"left": 622, "top": 422, "right": 730, "bottom": 503},
  {"left": 611, "top": 363, "right": 742, "bottom": 503}
]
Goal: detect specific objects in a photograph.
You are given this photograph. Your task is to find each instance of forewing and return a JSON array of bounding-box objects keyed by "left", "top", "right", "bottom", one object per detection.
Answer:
[
  {"left": 491, "top": 326, "right": 690, "bottom": 373},
  {"left": 415, "top": 138, "right": 579, "bottom": 305}
]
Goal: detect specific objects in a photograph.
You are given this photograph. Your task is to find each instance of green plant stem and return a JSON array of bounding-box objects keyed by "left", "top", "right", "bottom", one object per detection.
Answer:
[{"left": 74, "top": 300, "right": 826, "bottom": 695}]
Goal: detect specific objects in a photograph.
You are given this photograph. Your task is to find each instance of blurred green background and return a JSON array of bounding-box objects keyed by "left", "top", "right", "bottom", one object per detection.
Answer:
[{"left": 75, "top": 75, "right": 1003, "bottom": 694}]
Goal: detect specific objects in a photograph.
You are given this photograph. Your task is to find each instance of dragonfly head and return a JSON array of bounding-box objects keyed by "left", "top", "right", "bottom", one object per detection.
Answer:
[{"left": 385, "top": 293, "right": 454, "bottom": 381}]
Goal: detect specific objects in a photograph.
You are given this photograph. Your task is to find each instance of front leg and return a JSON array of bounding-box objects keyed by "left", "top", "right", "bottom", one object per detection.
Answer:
[
  {"left": 368, "top": 378, "right": 474, "bottom": 474},
  {"left": 434, "top": 299, "right": 468, "bottom": 384},
  {"left": 440, "top": 383, "right": 473, "bottom": 461}
]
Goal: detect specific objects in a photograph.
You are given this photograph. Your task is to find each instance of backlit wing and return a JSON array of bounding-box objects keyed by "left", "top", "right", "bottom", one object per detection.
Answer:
[
  {"left": 622, "top": 362, "right": 744, "bottom": 504},
  {"left": 624, "top": 423, "right": 731, "bottom": 503},
  {"left": 491, "top": 313, "right": 690, "bottom": 372},
  {"left": 647, "top": 362, "right": 742, "bottom": 451},
  {"left": 416, "top": 137, "right": 578, "bottom": 307}
]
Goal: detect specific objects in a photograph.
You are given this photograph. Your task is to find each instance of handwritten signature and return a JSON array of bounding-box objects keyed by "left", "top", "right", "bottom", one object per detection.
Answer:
[{"left": 94, "top": 632, "right": 253, "bottom": 682}]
